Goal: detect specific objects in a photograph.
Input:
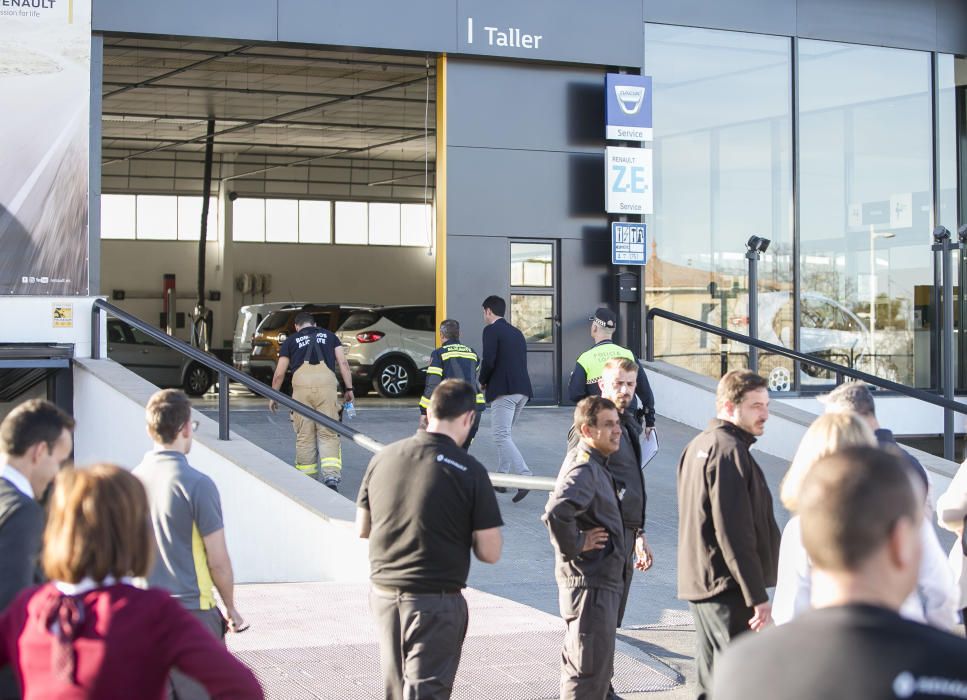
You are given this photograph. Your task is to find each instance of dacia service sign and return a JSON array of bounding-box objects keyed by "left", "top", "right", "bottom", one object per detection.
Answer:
[
  {"left": 611, "top": 223, "right": 646, "bottom": 265},
  {"left": 605, "top": 147, "right": 653, "bottom": 215},
  {"left": 605, "top": 74, "right": 652, "bottom": 142}
]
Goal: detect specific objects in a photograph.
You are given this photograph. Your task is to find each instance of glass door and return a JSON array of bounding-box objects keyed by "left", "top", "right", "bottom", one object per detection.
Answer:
[{"left": 509, "top": 241, "right": 559, "bottom": 404}]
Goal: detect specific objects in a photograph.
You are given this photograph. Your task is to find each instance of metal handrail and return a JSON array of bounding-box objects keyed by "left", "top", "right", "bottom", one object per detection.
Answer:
[
  {"left": 91, "top": 299, "right": 385, "bottom": 452},
  {"left": 90, "top": 299, "right": 555, "bottom": 490},
  {"left": 646, "top": 306, "right": 967, "bottom": 416}
]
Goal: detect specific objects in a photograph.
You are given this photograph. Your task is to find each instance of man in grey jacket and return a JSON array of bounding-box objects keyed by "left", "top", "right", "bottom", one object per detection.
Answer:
[{"left": 544, "top": 396, "right": 625, "bottom": 700}]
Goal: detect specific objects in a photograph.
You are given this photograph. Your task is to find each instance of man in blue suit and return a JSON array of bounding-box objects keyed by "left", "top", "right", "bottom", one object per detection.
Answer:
[{"left": 480, "top": 295, "right": 534, "bottom": 503}]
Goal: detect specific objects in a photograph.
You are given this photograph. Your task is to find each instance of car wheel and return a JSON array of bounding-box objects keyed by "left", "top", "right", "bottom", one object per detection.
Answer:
[
  {"left": 373, "top": 358, "right": 414, "bottom": 398},
  {"left": 183, "top": 363, "right": 213, "bottom": 396},
  {"left": 768, "top": 366, "right": 792, "bottom": 392}
]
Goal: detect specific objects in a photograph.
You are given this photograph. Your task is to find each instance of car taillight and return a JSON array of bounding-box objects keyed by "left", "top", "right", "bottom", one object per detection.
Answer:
[{"left": 356, "top": 331, "right": 385, "bottom": 343}]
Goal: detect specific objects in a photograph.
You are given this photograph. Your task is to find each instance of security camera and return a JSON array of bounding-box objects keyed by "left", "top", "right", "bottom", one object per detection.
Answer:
[
  {"left": 228, "top": 191, "right": 239, "bottom": 202},
  {"left": 933, "top": 226, "right": 951, "bottom": 242},
  {"left": 746, "top": 235, "right": 771, "bottom": 254},
  {"left": 958, "top": 225, "right": 967, "bottom": 244}
]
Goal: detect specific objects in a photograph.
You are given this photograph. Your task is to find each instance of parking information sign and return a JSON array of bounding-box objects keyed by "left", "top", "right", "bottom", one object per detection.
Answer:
[
  {"left": 605, "top": 146, "right": 653, "bottom": 215},
  {"left": 605, "top": 74, "right": 653, "bottom": 142},
  {"left": 611, "top": 223, "right": 647, "bottom": 265}
]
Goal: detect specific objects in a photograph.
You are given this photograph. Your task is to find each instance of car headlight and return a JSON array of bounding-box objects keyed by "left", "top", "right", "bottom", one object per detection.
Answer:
[{"left": 278, "top": 333, "right": 287, "bottom": 342}]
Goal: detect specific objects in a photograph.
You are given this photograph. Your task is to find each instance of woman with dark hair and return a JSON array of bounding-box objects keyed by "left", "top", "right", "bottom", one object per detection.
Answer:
[{"left": 0, "top": 464, "right": 263, "bottom": 699}]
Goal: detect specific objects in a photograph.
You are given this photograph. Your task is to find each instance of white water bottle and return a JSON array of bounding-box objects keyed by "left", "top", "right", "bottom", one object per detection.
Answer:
[{"left": 343, "top": 401, "right": 356, "bottom": 419}]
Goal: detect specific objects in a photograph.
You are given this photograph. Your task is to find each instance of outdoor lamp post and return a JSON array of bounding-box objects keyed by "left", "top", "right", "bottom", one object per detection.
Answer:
[
  {"left": 745, "top": 235, "right": 771, "bottom": 374},
  {"left": 932, "top": 226, "right": 959, "bottom": 460},
  {"left": 868, "top": 226, "right": 896, "bottom": 366}
]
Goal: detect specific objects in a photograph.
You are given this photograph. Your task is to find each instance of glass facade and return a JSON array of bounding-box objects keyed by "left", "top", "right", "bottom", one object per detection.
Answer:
[
  {"left": 645, "top": 23, "right": 956, "bottom": 391},
  {"left": 644, "top": 25, "right": 794, "bottom": 385}
]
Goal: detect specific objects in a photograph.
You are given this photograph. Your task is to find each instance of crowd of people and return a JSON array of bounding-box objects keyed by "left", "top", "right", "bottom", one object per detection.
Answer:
[{"left": 4, "top": 294, "right": 967, "bottom": 700}]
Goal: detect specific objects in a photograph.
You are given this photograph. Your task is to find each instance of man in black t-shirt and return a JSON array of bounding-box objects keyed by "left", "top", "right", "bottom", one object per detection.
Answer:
[
  {"left": 269, "top": 311, "right": 353, "bottom": 490},
  {"left": 715, "top": 446, "right": 967, "bottom": 700},
  {"left": 356, "top": 379, "right": 504, "bottom": 700}
]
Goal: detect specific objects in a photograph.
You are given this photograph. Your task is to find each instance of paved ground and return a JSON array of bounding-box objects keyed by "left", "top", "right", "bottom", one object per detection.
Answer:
[{"left": 196, "top": 390, "right": 798, "bottom": 699}]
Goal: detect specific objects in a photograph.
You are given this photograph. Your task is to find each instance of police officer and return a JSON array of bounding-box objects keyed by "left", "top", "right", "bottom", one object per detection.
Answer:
[
  {"left": 418, "top": 319, "right": 485, "bottom": 449},
  {"left": 269, "top": 311, "right": 353, "bottom": 491},
  {"left": 544, "top": 396, "right": 626, "bottom": 700},
  {"left": 568, "top": 307, "right": 656, "bottom": 434},
  {"left": 357, "top": 379, "right": 504, "bottom": 700}
]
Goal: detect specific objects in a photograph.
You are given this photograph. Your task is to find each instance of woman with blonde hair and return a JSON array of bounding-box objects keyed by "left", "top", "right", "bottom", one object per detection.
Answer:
[
  {"left": 0, "top": 464, "right": 262, "bottom": 699},
  {"left": 772, "top": 412, "right": 877, "bottom": 624},
  {"left": 773, "top": 411, "right": 956, "bottom": 629}
]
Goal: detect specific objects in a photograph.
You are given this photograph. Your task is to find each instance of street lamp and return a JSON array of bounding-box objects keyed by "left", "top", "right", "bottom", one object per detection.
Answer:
[{"left": 869, "top": 226, "right": 895, "bottom": 364}]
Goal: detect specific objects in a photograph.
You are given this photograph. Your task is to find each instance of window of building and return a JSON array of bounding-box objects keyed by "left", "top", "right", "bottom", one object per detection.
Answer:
[
  {"left": 401, "top": 203, "right": 432, "bottom": 246},
  {"left": 798, "top": 40, "right": 932, "bottom": 387},
  {"left": 135, "top": 195, "right": 178, "bottom": 240},
  {"left": 298, "top": 200, "right": 332, "bottom": 243},
  {"left": 511, "top": 243, "right": 553, "bottom": 287},
  {"left": 233, "top": 198, "right": 266, "bottom": 242},
  {"left": 176, "top": 197, "right": 218, "bottom": 241},
  {"left": 644, "top": 24, "right": 793, "bottom": 384},
  {"left": 335, "top": 201, "right": 368, "bottom": 244},
  {"left": 265, "top": 199, "right": 299, "bottom": 243},
  {"left": 369, "top": 202, "right": 401, "bottom": 245},
  {"left": 101, "top": 194, "right": 136, "bottom": 239}
]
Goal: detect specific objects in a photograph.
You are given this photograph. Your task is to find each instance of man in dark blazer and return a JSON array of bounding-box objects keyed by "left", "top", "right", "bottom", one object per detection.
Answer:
[
  {"left": 0, "top": 399, "right": 74, "bottom": 699},
  {"left": 480, "top": 295, "right": 533, "bottom": 503}
]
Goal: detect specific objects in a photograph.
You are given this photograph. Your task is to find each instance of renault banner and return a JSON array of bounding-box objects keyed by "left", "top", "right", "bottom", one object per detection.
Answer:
[{"left": 0, "top": 0, "right": 90, "bottom": 295}]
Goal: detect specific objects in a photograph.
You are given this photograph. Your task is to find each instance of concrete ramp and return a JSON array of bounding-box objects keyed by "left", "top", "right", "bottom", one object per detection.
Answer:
[{"left": 228, "top": 582, "right": 682, "bottom": 699}]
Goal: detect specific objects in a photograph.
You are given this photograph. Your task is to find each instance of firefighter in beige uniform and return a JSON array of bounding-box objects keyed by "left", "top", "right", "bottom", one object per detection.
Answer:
[{"left": 270, "top": 311, "right": 353, "bottom": 491}]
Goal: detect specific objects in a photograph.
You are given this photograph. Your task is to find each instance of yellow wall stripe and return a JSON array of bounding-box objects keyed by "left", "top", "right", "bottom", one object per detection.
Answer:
[{"left": 434, "top": 55, "right": 447, "bottom": 345}]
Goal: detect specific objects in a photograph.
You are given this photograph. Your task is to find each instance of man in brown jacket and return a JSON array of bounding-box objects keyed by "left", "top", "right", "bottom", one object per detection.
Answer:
[{"left": 677, "top": 370, "right": 780, "bottom": 700}]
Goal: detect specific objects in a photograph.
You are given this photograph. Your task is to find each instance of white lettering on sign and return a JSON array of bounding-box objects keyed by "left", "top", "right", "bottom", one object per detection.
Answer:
[
  {"left": 465, "top": 18, "right": 543, "bottom": 50},
  {"left": 483, "top": 26, "right": 542, "bottom": 48}
]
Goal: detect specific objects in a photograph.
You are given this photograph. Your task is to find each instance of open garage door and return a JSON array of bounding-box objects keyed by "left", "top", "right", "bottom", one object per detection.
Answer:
[{"left": 97, "top": 38, "right": 439, "bottom": 399}]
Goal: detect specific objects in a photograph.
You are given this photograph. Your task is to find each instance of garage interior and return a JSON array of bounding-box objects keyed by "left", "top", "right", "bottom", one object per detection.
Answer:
[{"left": 98, "top": 37, "right": 438, "bottom": 352}]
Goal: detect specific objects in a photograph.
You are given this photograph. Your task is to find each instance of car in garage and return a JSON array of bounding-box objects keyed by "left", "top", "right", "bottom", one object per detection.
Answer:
[
  {"left": 336, "top": 305, "right": 436, "bottom": 397},
  {"left": 107, "top": 319, "right": 214, "bottom": 396},
  {"left": 232, "top": 301, "right": 307, "bottom": 374},
  {"left": 248, "top": 303, "right": 374, "bottom": 385}
]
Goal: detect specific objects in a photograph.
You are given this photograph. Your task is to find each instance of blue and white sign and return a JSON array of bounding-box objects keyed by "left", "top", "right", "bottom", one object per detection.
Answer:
[
  {"left": 605, "top": 146, "right": 653, "bottom": 215},
  {"left": 612, "top": 222, "right": 647, "bottom": 265},
  {"left": 605, "top": 73, "right": 653, "bottom": 142}
]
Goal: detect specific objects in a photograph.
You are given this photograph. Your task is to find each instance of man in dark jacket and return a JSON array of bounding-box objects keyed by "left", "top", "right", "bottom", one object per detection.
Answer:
[
  {"left": 677, "top": 370, "right": 780, "bottom": 700},
  {"left": 418, "top": 319, "right": 485, "bottom": 449},
  {"left": 545, "top": 396, "right": 626, "bottom": 700},
  {"left": 480, "top": 295, "right": 533, "bottom": 502},
  {"left": 0, "top": 399, "right": 75, "bottom": 700}
]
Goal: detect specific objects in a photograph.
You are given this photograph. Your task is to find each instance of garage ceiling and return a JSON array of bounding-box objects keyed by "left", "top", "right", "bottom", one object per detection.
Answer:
[{"left": 101, "top": 37, "right": 437, "bottom": 175}]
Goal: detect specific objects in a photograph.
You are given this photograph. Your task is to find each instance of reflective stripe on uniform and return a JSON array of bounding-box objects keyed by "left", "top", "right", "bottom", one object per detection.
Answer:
[
  {"left": 295, "top": 463, "right": 318, "bottom": 474},
  {"left": 440, "top": 351, "right": 478, "bottom": 361},
  {"left": 426, "top": 366, "right": 444, "bottom": 376},
  {"left": 419, "top": 396, "right": 431, "bottom": 409},
  {"left": 320, "top": 456, "right": 342, "bottom": 468},
  {"left": 475, "top": 393, "right": 485, "bottom": 404}
]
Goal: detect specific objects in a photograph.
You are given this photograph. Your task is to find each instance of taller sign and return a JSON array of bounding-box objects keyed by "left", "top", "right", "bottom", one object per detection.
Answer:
[
  {"left": 0, "top": 0, "right": 90, "bottom": 295},
  {"left": 605, "top": 74, "right": 653, "bottom": 142}
]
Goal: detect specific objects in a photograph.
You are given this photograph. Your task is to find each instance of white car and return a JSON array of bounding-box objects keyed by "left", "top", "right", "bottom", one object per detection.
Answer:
[
  {"left": 729, "top": 291, "right": 871, "bottom": 389},
  {"left": 336, "top": 305, "right": 436, "bottom": 398}
]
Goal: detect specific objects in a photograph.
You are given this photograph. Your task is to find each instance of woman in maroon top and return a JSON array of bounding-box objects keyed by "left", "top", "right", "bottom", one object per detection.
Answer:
[{"left": 0, "top": 464, "right": 263, "bottom": 700}]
